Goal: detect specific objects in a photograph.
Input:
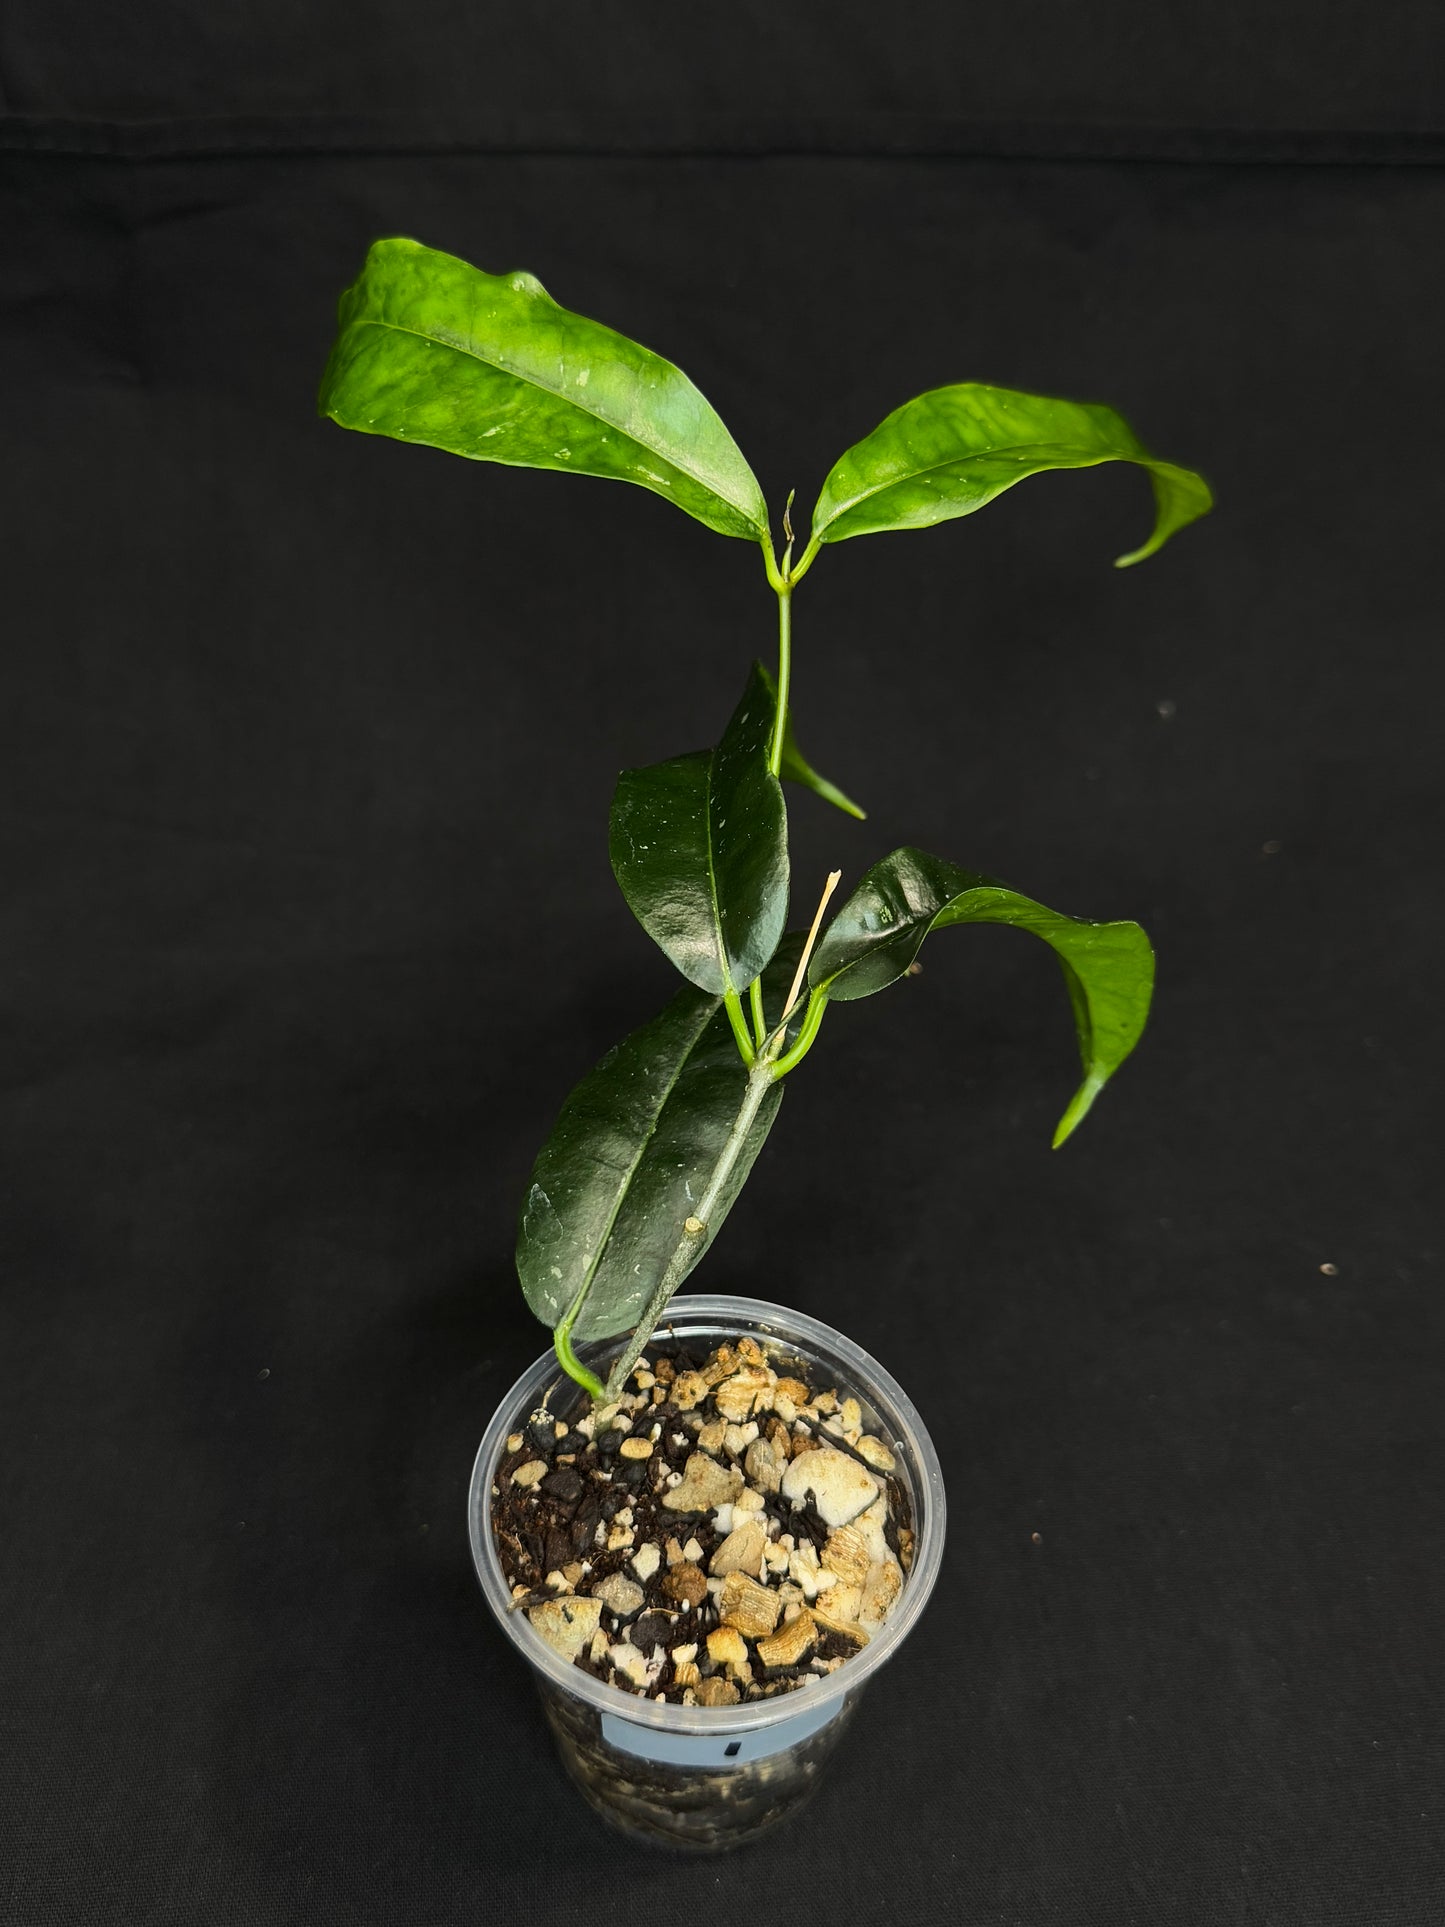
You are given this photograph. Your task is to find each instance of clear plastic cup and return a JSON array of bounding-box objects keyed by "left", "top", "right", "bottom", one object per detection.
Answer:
[{"left": 468, "top": 1293, "right": 946, "bottom": 1851}]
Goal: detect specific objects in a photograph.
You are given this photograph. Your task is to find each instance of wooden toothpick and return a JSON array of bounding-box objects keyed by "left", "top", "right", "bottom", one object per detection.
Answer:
[{"left": 782, "top": 869, "right": 843, "bottom": 1021}]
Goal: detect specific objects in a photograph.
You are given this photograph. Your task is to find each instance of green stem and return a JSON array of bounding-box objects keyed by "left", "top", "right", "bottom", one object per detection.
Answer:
[
  {"left": 602, "top": 1054, "right": 778, "bottom": 1402},
  {"left": 769, "top": 585, "right": 792, "bottom": 777},
  {"left": 748, "top": 976, "right": 766, "bottom": 1048},
  {"left": 722, "top": 984, "right": 756, "bottom": 1065},
  {"left": 770, "top": 989, "right": 829, "bottom": 1079},
  {"left": 554, "top": 1317, "right": 606, "bottom": 1402}
]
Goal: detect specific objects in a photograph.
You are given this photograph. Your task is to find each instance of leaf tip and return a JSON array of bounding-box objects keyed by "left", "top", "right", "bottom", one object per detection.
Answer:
[
  {"left": 817, "top": 783, "right": 866, "bottom": 821},
  {"left": 1052, "top": 1074, "right": 1106, "bottom": 1148}
]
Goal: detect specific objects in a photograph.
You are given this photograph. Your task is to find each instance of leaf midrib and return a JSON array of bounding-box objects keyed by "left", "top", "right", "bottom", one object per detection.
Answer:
[
  {"left": 701, "top": 742, "right": 736, "bottom": 1001},
  {"left": 346, "top": 315, "right": 757, "bottom": 526},
  {"left": 818, "top": 439, "right": 1143, "bottom": 533},
  {"left": 553, "top": 998, "right": 719, "bottom": 1336}
]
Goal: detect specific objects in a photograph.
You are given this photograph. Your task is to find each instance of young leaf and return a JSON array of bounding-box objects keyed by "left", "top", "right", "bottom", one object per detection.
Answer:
[
  {"left": 319, "top": 238, "right": 769, "bottom": 542},
  {"left": 610, "top": 663, "right": 788, "bottom": 996},
  {"left": 517, "top": 986, "right": 784, "bottom": 1346},
  {"left": 755, "top": 661, "right": 865, "bottom": 820},
  {"left": 810, "top": 847, "right": 1154, "bottom": 1144},
  {"left": 808, "top": 383, "right": 1210, "bottom": 567}
]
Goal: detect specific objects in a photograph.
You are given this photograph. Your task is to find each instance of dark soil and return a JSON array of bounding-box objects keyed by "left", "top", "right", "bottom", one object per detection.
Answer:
[{"left": 490, "top": 1337, "right": 913, "bottom": 1705}]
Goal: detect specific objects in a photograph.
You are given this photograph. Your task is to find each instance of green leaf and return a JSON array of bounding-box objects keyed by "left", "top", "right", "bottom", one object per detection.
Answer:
[
  {"left": 319, "top": 237, "right": 769, "bottom": 542},
  {"left": 810, "top": 846, "right": 1154, "bottom": 1144},
  {"left": 756, "top": 661, "right": 865, "bottom": 820},
  {"left": 610, "top": 663, "right": 788, "bottom": 996},
  {"left": 517, "top": 986, "right": 784, "bottom": 1345},
  {"left": 809, "top": 383, "right": 1210, "bottom": 567}
]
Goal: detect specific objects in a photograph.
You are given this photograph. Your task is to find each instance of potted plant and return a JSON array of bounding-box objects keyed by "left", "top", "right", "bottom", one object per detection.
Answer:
[{"left": 318, "top": 238, "right": 1210, "bottom": 1849}]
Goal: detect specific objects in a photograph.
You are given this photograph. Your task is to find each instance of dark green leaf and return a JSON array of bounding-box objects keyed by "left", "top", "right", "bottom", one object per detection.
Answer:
[
  {"left": 517, "top": 986, "right": 784, "bottom": 1343},
  {"left": 756, "top": 661, "right": 865, "bottom": 820},
  {"left": 809, "top": 383, "right": 1210, "bottom": 567},
  {"left": 810, "top": 846, "right": 1154, "bottom": 1144},
  {"left": 610, "top": 664, "right": 788, "bottom": 996},
  {"left": 319, "top": 238, "right": 769, "bottom": 542}
]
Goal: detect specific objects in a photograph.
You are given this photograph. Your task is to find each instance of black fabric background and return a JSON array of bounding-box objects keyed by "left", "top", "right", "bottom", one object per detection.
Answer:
[
  {"left": 2, "top": 12, "right": 1443, "bottom": 1924},
  {"left": 3, "top": 2, "right": 1445, "bottom": 143}
]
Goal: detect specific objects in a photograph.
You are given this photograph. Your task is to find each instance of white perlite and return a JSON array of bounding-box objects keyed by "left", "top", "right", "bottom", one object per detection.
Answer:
[
  {"left": 590, "top": 1571, "right": 644, "bottom": 1617},
  {"left": 630, "top": 1541, "right": 662, "bottom": 1582},
  {"left": 609, "top": 1641, "right": 663, "bottom": 1689},
  {"left": 780, "top": 1444, "right": 880, "bottom": 1527},
  {"left": 663, "top": 1451, "right": 743, "bottom": 1515},
  {"left": 859, "top": 1556, "right": 904, "bottom": 1632},
  {"left": 526, "top": 1595, "right": 602, "bottom": 1662},
  {"left": 708, "top": 1518, "right": 767, "bottom": 1579}
]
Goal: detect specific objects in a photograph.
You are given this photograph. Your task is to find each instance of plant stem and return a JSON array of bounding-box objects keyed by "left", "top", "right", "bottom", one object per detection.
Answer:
[
  {"left": 771, "top": 988, "right": 829, "bottom": 1078},
  {"left": 749, "top": 975, "right": 766, "bottom": 1047},
  {"left": 769, "top": 585, "right": 792, "bottom": 777},
  {"left": 601, "top": 1053, "right": 778, "bottom": 1403},
  {"left": 722, "top": 984, "right": 756, "bottom": 1064}
]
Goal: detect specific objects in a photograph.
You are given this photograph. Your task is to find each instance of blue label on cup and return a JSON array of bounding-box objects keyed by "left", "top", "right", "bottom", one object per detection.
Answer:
[{"left": 600, "top": 1689, "right": 842, "bottom": 1767}]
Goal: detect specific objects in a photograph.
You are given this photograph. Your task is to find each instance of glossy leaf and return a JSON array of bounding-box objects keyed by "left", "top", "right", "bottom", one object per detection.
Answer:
[
  {"left": 319, "top": 237, "right": 768, "bottom": 541},
  {"left": 517, "top": 985, "right": 784, "bottom": 1344},
  {"left": 610, "top": 663, "right": 788, "bottom": 996},
  {"left": 810, "top": 847, "right": 1154, "bottom": 1144},
  {"left": 809, "top": 383, "right": 1210, "bottom": 566},
  {"left": 756, "top": 661, "right": 865, "bottom": 820}
]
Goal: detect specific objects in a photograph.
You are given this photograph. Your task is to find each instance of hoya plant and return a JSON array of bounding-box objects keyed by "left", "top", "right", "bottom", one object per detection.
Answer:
[{"left": 320, "top": 238, "right": 1210, "bottom": 1408}]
